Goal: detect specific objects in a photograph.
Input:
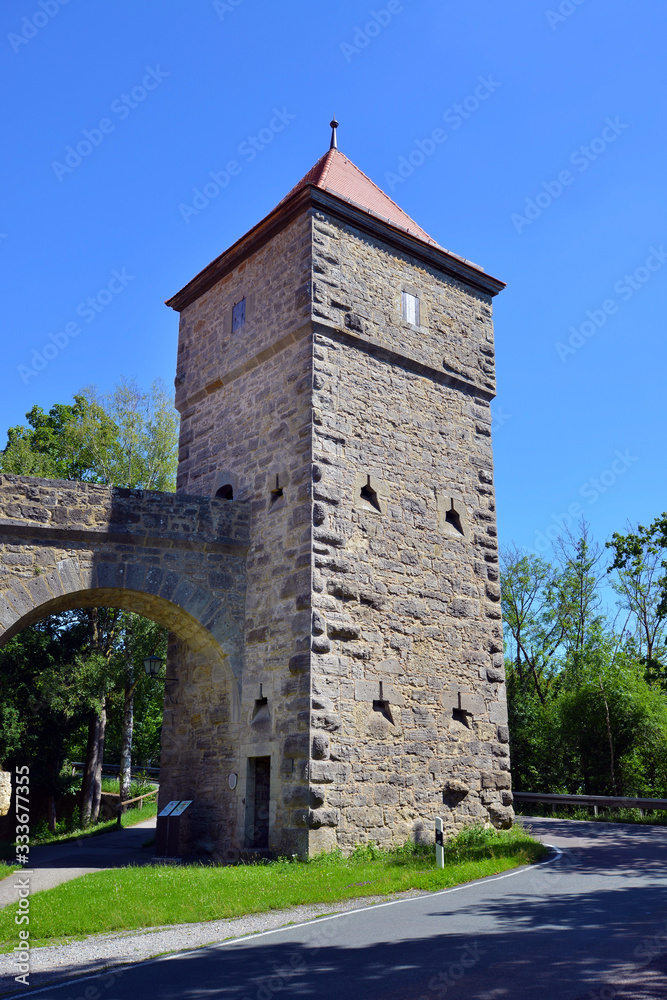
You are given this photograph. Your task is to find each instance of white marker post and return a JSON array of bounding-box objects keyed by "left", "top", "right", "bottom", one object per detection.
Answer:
[{"left": 435, "top": 816, "right": 444, "bottom": 869}]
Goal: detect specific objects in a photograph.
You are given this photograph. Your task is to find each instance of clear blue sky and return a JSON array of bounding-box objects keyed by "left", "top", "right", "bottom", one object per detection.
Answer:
[{"left": 2, "top": 0, "right": 665, "bottom": 565}]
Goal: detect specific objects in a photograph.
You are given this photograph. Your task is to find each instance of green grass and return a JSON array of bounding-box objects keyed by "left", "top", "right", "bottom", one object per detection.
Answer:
[
  {"left": 0, "top": 825, "right": 546, "bottom": 950},
  {"left": 99, "top": 775, "right": 158, "bottom": 796},
  {"left": 515, "top": 803, "right": 667, "bottom": 825},
  {"left": 0, "top": 862, "right": 21, "bottom": 880}
]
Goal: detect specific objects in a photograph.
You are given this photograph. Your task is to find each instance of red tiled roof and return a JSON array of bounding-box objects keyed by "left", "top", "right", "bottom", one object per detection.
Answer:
[{"left": 276, "top": 148, "right": 439, "bottom": 248}]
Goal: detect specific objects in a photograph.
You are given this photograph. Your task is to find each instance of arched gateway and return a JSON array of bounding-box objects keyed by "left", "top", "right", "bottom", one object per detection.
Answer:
[
  {"left": 0, "top": 475, "right": 249, "bottom": 853},
  {"left": 2, "top": 134, "right": 514, "bottom": 858}
]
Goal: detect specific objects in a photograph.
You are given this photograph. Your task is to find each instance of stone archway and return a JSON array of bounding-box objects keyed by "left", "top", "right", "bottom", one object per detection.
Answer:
[{"left": 0, "top": 474, "right": 250, "bottom": 854}]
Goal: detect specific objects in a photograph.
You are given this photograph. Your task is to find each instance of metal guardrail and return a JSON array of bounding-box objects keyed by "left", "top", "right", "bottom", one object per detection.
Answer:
[{"left": 514, "top": 791, "right": 667, "bottom": 816}]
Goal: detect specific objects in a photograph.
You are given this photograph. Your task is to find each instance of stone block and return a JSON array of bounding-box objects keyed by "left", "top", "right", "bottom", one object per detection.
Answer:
[
  {"left": 459, "top": 692, "right": 485, "bottom": 716},
  {"left": 311, "top": 734, "right": 330, "bottom": 760},
  {"left": 284, "top": 734, "right": 310, "bottom": 759},
  {"left": 443, "top": 779, "right": 469, "bottom": 795},
  {"left": 487, "top": 803, "right": 514, "bottom": 829},
  {"left": 374, "top": 784, "right": 399, "bottom": 805},
  {"left": 481, "top": 770, "right": 511, "bottom": 790},
  {"left": 355, "top": 679, "right": 379, "bottom": 702},
  {"left": 488, "top": 701, "right": 508, "bottom": 724},
  {"left": 346, "top": 807, "right": 384, "bottom": 828},
  {"left": 308, "top": 808, "right": 340, "bottom": 828}
]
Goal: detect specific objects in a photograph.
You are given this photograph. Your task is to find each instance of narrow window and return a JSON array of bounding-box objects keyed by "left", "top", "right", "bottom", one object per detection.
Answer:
[
  {"left": 402, "top": 291, "right": 420, "bottom": 326},
  {"left": 452, "top": 707, "right": 471, "bottom": 728},
  {"left": 251, "top": 693, "right": 270, "bottom": 725},
  {"left": 372, "top": 684, "right": 393, "bottom": 723},
  {"left": 216, "top": 484, "right": 234, "bottom": 500},
  {"left": 360, "top": 475, "right": 381, "bottom": 512},
  {"left": 232, "top": 297, "right": 246, "bottom": 332},
  {"left": 372, "top": 699, "right": 394, "bottom": 724},
  {"left": 270, "top": 474, "right": 284, "bottom": 503},
  {"left": 445, "top": 501, "right": 464, "bottom": 535}
]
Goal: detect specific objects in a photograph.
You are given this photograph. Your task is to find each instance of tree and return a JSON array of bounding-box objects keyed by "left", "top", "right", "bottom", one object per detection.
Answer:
[
  {"left": 0, "top": 395, "right": 116, "bottom": 481},
  {"left": 0, "top": 378, "right": 178, "bottom": 825},
  {"left": 501, "top": 546, "right": 571, "bottom": 703},
  {"left": 105, "top": 614, "right": 167, "bottom": 803},
  {"left": 80, "top": 379, "right": 179, "bottom": 491},
  {"left": 0, "top": 615, "right": 110, "bottom": 829},
  {"left": 503, "top": 520, "right": 667, "bottom": 799},
  {"left": 0, "top": 377, "right": 178, "bottom": 491},
  {"left": 557, "top": 647, "right": 667, "bottom": 797},
  {"left": 554, "top": 524, "right": 606, "bottom": 668},
  {"left": 608, "top": 522, "right": 667, "bottom": 685}
]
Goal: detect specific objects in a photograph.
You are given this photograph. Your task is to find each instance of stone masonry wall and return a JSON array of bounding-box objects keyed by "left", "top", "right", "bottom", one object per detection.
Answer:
[
  {"left": 0, "top": 476, "right": 251, "bottom": 856},
  {"left": 310, "top": 214, "right": 496, "bottom": 397},
  {"left": 168, "top": 198, "right": 510, "bottom": 856},
  {"left": 172, "top": 213, "right": 315, "bottom": 855},
  {"left": 0, "top": 192, "right": 509, "bottom": 858},
  {"left": 305, "top": 211, "right": 512, "bottom": 849}
]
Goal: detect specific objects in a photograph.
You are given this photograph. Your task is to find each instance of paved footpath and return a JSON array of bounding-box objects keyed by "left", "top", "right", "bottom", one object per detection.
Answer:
[
  {"left": 2, "top": 817, "right": 667, "bottom": 999},
  {"left": 0, "top": 817, "right": 156, "bottom": 909}
]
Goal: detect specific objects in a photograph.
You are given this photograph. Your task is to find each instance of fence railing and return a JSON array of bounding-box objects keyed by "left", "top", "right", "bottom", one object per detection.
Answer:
[
  {"left": 513, "top": 791, "right": 667, "bottom": 817},
  {"left": 99, "top": 786, "right": 160, "bottom": 826},
  {"left": 71, "top": 762, "right": 160, "bottom": 779}
]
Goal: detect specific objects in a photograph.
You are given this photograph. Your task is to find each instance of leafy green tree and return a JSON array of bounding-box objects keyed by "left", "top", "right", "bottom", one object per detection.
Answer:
[
  {"left": 80, "top": 379, "right": 178, "bottom": 491},
  {"left": 554, "top": 525, "right": 606, "bottom": 668},
  {"left": 0, "top": 378, "right": 177, "bottom": 825},
  {"left": 502, "top": 521, "right": 667, "bottom": 799},
  {"left": 0, "top": 395, "right": 116, "bottom": 480},
  {"left": 608, "top": 514, "right": 667, "bottom": 615},
  {"left": 0, "top": 615, "right": 109, "bottom": 828},
  {"left": 557, "top": 648, "right": 667, "bottom": 796},
  {"left": 103, "top": 614, "right": 166, "bottom": 802},
  {"left": 608, "top": 522, "right": 667, "bottom": 685},
  {"left": 0, "top": 378, "right": 178, "bottom": 490},
  {"left": 500, "top": 548, "right": 566, "bottom": 704}
]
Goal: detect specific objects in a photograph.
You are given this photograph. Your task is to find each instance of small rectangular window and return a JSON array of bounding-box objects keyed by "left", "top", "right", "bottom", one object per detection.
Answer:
[
  {"left": 232, "top": 298, "right": 246, "bottom": 332},
  {"left": 402, "top": 291, "right": 420, "bottom": 326}
]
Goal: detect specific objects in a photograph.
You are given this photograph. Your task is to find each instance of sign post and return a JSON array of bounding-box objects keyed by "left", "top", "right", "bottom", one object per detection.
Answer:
[
  {"left": 155, "top": 799, "right": 192, "bottom": 859},
  {"left": 435, "top": 816, "right": 444, "bottom": 869}
]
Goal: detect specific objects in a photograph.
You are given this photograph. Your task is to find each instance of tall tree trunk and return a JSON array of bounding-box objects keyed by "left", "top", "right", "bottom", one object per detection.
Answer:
[
  {"left": 80, "top": 607, "right": 111, "bottom": 827},
  {"left": 80, "top": 709, "right": 99, "bottom": 827},
  {"left": 597, "top": 672, "right": 617, "bottom": 795},
  {"left": 81, "top": 708, "right": 107, "bottom": 826},
  {"left": 47, "top": 796, "right": 56, "bottom": 832},
  {"left": 119, "top": 675, "right": 136, "bottom": 805},
  {"left": 89, "top": 701, "right": 107, "bottom": 825}
]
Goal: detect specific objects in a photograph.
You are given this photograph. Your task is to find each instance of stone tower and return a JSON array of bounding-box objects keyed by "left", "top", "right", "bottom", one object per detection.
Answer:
[{"left": 161, "top": 135, "right": 512, "bottom": 858}]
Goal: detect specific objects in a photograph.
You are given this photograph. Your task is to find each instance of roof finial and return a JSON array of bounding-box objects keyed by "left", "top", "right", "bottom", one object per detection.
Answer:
[{"left": 329, "top": 117, "right": 339, "bottom": 150}]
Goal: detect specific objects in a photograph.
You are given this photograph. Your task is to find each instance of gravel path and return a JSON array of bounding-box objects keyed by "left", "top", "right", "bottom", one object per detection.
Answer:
[{"left": 0, "top": 888, "right": 429, "bottom": 995}]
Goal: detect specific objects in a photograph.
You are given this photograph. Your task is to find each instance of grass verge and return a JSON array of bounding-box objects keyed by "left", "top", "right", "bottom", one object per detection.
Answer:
[{"left": 0, "top": 825, "right": 546, "bottom": 950}]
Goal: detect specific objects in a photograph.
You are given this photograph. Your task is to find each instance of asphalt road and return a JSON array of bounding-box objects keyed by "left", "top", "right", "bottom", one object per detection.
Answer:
[{"left": 13, "top": 817, "right": 667, "bottom": 1000}]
